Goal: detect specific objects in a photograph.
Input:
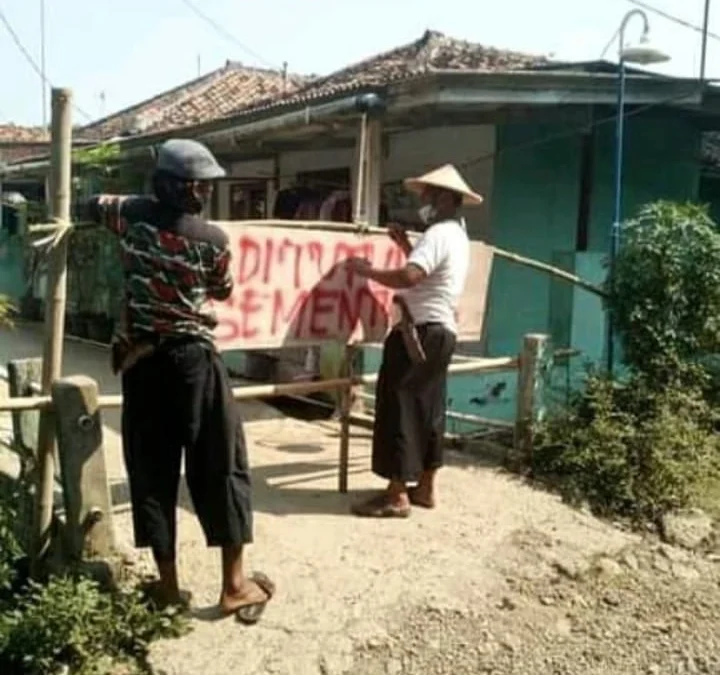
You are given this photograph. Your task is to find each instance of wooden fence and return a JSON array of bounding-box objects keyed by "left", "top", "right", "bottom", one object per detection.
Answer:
[{"left": 0, "top": 334, "right": 549, "bottom": 563}]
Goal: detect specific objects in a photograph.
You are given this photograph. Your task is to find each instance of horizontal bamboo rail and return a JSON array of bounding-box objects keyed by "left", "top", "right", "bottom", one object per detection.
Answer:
[
  {"left": 0, "top": 356, "right": 519, "bottom": 413},
  {"left": 356, "top": 389, "right": 514, "bottom": 429},
  {"left": 26, "top": 219, "right": 606, "bottom": 298}
]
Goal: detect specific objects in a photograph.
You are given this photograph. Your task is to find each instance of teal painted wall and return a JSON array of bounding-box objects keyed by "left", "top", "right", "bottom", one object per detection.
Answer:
[
  {"left": 0, "top": 234, "right": 24, "bottom": 303},
  {"left": 587, "top": 111, "right": 701, "bottom": 252},
  {"left": 698, "top": 173, "right": 720, "bottom": 224},
  {"left": 444, "top": 111, "right": 703, "bottom": 426}
]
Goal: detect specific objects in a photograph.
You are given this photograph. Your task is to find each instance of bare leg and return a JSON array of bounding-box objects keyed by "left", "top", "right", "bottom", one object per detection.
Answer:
[
  {"left": 409, "top": 469, "right": 437, "bottom": 509},
  {"left": 386, "top": 480, "right": 411, "bottom": 508},
  {"left": 143, "top": 553, "right": 187, "bottom": 609},
  {"left": 219, "top": 544, "right": 271, "bottom": 614}
]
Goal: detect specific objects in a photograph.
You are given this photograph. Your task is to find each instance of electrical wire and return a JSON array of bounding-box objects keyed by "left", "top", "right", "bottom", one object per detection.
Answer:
[
  {"left": 625, "top": 0, "right": 720, "bottom": 42},
  {"left": 177, "top": 0, "right": 280, "bottom": 71},
  {"left": 0, "top": 3, "right": 94, "bottom": 122}
]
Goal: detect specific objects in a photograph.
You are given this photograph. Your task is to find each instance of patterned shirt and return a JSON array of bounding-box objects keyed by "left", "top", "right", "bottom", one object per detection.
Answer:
[{"left": 87, "top": 194, "right": 233, "bottom": 342}]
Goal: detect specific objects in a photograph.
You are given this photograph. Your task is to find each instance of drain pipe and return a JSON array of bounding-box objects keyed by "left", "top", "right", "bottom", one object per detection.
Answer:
[
  {"left": 1, "top": 93, "right": 388, "bottom": 176},
  {"left": 200, "top": 92, "right": 387, "bottom": 146}
]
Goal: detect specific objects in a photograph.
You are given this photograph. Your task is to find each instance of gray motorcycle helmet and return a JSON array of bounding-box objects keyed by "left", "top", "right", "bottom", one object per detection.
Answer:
[{"left": 155, "top": 138, "right": 226, "bottom": 181}]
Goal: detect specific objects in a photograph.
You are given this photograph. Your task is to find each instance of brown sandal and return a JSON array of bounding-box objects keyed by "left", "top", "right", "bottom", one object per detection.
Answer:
[
  {"left": 351, "top": 494, "right": 411, "bottom": 518},
  {"left": 235, "top": 572, "right": 276, "bottom": 625}
]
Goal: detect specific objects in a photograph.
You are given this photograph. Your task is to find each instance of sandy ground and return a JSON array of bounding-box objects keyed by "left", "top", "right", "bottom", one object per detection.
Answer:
[{"left": 5, "top": 324, "right": 701, "bottom": 675}]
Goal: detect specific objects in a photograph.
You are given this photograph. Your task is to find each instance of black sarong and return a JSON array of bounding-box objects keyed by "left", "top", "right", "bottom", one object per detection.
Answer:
[
  {"left": 121, "top": 338, "right": 252, "bottom": 560},
  {"left": 372, "top": 324, "right": 457, "bottom": 482}
]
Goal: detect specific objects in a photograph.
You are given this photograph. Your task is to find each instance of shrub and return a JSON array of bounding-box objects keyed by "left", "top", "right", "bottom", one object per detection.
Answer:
[
  {"left": 0, "top": 488, "right": 188, "bottom": 675},
  {"left": 0, "top": 295, "right": 15, "bottom": 328},
  {"left": 534, "top": 372, "right": 720, "bottom": 523},
  {"left": 0, "top": 486, "right": 24, "bottom": 595},
  {"left": 0, "top": 576, "right": 188, "bottom": 675},
  {"left": 605, "top": 201, "right": 720, "bottom": 384}
]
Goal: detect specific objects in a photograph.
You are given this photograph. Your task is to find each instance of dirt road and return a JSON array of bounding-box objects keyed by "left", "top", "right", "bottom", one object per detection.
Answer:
[{"left": 2, "top": 325, "right": 719, "bottom": 675}]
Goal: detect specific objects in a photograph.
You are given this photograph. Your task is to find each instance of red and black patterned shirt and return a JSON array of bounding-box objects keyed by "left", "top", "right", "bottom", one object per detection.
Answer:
[{"left": 87, "top": 194, "right": 233, "bottom": 342}]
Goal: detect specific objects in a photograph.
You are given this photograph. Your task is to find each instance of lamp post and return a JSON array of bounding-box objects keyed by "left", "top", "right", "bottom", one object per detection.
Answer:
[{"left": 606, "top": 9, "right": 670, "bottom": 373}]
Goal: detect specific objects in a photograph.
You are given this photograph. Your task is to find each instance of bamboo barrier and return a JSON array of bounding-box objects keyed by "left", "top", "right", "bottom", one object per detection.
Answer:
[
  {"left": 0, "top": 356, "right": 518, "bottom": 413},
  {"left": 27, "top": 219, "right": 606, "bottom": 299}
]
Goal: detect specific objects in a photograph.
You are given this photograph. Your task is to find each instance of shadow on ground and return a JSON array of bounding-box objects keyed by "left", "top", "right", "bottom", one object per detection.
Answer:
[{"left": 110, "top": 452, "right": 371, "bottom": 519}]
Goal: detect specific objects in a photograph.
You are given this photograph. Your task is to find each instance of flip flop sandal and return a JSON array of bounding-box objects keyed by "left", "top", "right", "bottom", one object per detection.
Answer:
[
  {"left": 235, "top": 571, "right": 276, "bottom": 626},
  {"left": 351, "top": 495, "right": 411, "bottom": 518}
]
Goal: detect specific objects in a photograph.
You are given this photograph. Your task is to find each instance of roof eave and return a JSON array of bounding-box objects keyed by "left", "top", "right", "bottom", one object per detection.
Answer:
[{"left": 389, "top": 70, "right": 705, "bottom": 108}]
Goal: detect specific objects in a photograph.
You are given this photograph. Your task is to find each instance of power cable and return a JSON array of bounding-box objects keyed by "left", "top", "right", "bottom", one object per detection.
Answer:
[
  {"left": 0, "top": 3, "right": 94, "bottom": 122},
  {"left": 177, "top": 0, "right": 281, "bottom": 71}
]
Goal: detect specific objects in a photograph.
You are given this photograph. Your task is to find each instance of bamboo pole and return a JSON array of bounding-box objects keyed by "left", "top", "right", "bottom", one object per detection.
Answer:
[
  {"left": 31, "top": 88, "right": 73, "bottom": 577},
  {"left": 338, "top": 345, "right": 358, "bottom": 493},
  {"left": 27, "top": 217, "right": 605, "bottom": 298},
  {"left": 0, "top": 355, "right": 520, "bottom": 413},
  {"left": 492, "top": 248, "right": 606, "bottom": 298}
]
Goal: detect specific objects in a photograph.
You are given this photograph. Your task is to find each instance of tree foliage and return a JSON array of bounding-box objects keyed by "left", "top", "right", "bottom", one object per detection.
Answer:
[
  {"left": 534, "top": 201, "right": 720, "bottom": 525},
  {"left": 605, "top": 201, "right": 720, "bottom": 383}
]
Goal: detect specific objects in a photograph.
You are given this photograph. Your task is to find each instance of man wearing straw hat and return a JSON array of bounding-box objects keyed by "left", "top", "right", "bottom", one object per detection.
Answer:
[
  {"left": 85, "top": 139, "right": 274, "bottom": 622},
  {"left": 347, "top": 164, "right": 482, "bottom": 518}
]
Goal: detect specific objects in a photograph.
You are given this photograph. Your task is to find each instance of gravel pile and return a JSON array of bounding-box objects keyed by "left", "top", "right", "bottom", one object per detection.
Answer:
[{"left": 351, "top": 543, "right": 720, "bottom": 675}]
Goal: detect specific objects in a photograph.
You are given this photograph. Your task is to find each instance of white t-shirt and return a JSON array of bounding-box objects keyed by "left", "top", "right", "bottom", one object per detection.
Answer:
[{"left": 396, "top": 218, "right": 470, "bottom": 334}]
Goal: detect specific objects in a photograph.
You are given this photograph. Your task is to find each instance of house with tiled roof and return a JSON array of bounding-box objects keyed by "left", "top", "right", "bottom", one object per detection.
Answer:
[
  {"left": 78, "top": 60, "right": 308, "bottom": 141},
  {"left": 4, "top": 29, "right": 720, "bottom": 417}
]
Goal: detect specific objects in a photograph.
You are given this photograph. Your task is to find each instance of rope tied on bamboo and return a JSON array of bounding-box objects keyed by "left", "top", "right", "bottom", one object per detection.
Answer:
[{"left": 30, "top": 218, "right": 74, "bottom": 250}]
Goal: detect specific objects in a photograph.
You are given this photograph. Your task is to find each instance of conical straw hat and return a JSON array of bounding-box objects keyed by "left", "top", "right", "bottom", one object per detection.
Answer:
[{"left": 403, "top": 164, "right": 484, "bottom": 206}]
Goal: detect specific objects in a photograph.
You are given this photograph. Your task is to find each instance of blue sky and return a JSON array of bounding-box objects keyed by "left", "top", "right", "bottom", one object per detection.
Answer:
[{"left": 0, "top": 0, "right": 716, "bottom": 127}]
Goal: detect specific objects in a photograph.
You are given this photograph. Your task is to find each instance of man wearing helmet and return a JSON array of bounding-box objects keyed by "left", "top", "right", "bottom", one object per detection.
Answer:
[{"left": 86, "top": 139, "right": 274, "bottom": 623}]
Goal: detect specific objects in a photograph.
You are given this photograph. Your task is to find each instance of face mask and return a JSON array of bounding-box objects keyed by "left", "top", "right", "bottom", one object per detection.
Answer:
[{"left": 418, "top": 204, "right": 436, "bottom": 225}]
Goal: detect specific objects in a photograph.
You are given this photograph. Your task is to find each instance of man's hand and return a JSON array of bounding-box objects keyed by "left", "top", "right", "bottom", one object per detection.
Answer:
[
  {"left": 346, "top": 257, "right": 372, "bottom": 277},
  {"left": 388, "top": 223, "right": 410, "bottom": 245},
  {"left": 387, "top": 223, "right": 412, "bottom": 254}
]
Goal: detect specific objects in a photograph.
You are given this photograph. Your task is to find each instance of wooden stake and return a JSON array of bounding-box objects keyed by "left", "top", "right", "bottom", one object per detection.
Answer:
[
  {"left": 53, "top": 376, "right": 115, "bottom": 561},
  {"left": 338, "top": 344, "right": 358, "bottom": 493},
  {"left": 31, "top": 88, "right": 72, "bottom": 577},
  {"left": 513, "top": 334, "right": 550, "bottom": 464}
]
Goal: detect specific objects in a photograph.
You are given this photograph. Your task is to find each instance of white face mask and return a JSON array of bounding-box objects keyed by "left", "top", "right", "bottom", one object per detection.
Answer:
[{"left": 418, "top": 204, "right": 436, "bottom": 225}]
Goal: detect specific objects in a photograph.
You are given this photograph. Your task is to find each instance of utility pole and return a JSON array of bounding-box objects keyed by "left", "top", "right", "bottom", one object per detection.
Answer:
[
  {"left": 40, "top": 0, "right": 47, "bottom": 128},
  {"left": 700, "top": 0, "right": 712, "bottom": 82}
]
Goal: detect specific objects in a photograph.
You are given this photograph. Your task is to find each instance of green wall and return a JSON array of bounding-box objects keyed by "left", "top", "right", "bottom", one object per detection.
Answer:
[
  {"left": 587, "top": 110, "right": 701, "bottom": 252},
  {"left": 447, "top": 110, "right": 703, "bottom": 425}
]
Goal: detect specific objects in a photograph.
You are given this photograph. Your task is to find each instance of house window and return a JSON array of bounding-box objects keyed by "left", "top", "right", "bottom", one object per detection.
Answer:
[
  {"left": 229, "top": 180, "right": 268, "bottom": 219},
  {"left": 296, "top": 167, "right": 350, "bottom": 193}
]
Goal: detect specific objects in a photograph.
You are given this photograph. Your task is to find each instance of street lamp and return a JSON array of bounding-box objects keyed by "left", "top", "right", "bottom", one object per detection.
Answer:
[{"left": 606, "top": 9, "right": 670, "bottom": 373}]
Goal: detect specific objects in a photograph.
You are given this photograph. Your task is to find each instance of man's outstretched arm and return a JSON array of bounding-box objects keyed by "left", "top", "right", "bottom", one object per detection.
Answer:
[{"left": 85, "top": 194, "right": 148, "bottom": 236}]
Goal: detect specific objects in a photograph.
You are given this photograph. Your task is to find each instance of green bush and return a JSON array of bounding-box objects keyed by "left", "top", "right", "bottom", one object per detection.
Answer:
[
  {"left": 0, "top": 295, "right": 15, "bottom": 328},
  {"left": 0, "top": 488, "right": 188, "bottom": 675},
  {"left": 0, "top": 576, "right": 187, "bottom": 675},
  {"left": 534, "top": 372, "right": 720, "bottom": 523},
  {"left": 605, "top": 201, "right": 720, "bottom": 384},
  {"left": 0, "top": 487, "right": 23, "bottom": 595}
]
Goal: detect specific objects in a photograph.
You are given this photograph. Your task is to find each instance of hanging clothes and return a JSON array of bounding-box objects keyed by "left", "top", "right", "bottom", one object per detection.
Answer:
[
  {"left": 319, "top": 190, "right": 352, "bottom": 222},
  {"left": 272, "top": 186, "right": 316, "bottom": 219}
]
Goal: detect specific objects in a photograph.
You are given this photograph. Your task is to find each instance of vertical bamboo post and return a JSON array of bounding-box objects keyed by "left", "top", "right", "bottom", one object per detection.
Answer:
[
  {"left": 338, "top": 344, "right": 357, "bottom": 494},
  {"left": 513, "top": 333, "right": 549, "bottom": 463},
  {"left": 30, "top": 88, "right": 72, "bottom": 577}
]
